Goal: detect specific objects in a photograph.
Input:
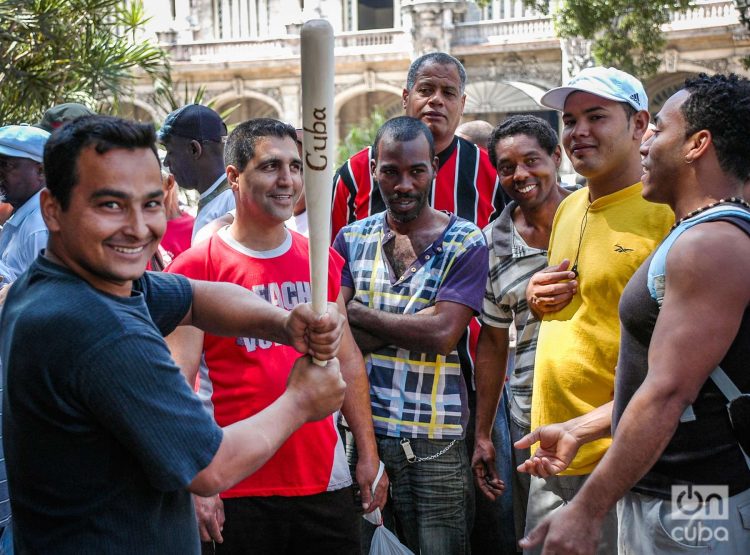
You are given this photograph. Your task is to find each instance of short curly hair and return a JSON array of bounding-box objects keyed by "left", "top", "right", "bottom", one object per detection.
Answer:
[
  {"left": 681, "top": 73, "right": 750, "bottom": 181},
  {"left": 487, "top": 115, "right": 559, "bottom": 169}
]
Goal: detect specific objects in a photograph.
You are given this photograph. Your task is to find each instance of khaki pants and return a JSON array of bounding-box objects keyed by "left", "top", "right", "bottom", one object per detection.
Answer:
[
  {"left": 524, "top": 473, "right": 618, "bottom": 555},
  {"left": 618, "top": 488, "right": 750, "bottom": 555}
]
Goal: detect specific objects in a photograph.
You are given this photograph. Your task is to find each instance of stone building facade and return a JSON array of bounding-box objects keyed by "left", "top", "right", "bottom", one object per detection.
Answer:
[{"left": 126, "top": 0, "right": 750, "bottom": 152}]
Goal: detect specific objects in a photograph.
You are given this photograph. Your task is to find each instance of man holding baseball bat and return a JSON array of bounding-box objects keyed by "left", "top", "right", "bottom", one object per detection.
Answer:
[
  {"left": 334, "top": 117, "right": 488, "bottom": 555},
  {"left": 0, "top": 116, "right": 347, "bottom": 554},
  {"left": 166, "top": 118, "right": 386, "bottom": 554}
]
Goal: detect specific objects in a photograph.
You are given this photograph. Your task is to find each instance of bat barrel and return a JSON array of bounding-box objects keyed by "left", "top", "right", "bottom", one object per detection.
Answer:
[{"left": 301, "top": 19, "right": 335, "bottom": 365}]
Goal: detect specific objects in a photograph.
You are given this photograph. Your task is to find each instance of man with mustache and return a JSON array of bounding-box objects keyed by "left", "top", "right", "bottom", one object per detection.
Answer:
[
  {"left": 334, "top": 117, "right": 488, "bottom": 555},
  {"left": 330, "top": 50, "right": 504, "bottom": 393},
  {"left": 331, "top": 54, "right": 507, "bottom": 552},
  {"left": 331, "top": 52, "right": 504, "bottom": 240},
  {"left": 519, "top": 67, "right": 674, "bottom": 553},
  {"left": 166, "top": 118, "right": 385, "bottom": 554},
  {"left": 472, "top": 115, "right": 571, "bottom": 552},
  {"left": 0, "top": 115, "right": 347, "bottom": 554},
  {"left": 522, "top": 72, "right": 750, "bottom": 555}
]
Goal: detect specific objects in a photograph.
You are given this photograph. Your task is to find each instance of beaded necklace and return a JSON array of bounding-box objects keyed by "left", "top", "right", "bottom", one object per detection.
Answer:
[{"left": 671, "top": 197, "right": 750, "bottom": 231}]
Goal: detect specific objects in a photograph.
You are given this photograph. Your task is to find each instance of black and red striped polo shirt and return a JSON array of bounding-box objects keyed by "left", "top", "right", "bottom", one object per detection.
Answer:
[{"left": 331, "top": 135, "right": 504, "bottom": 241}]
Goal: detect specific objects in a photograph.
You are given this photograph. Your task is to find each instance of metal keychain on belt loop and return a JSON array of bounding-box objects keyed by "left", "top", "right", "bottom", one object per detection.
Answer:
[{"left": 400, "top": 438, "right": 457, "bottom": 464}]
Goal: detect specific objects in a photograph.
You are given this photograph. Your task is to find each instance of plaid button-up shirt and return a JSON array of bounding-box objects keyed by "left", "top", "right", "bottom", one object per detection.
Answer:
[{"left": 334, "top": 212, "right": 488, "bottom": 439}]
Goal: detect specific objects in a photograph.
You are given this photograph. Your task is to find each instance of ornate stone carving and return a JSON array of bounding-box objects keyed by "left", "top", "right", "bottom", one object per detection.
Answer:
[
  {"left": 364, "top": 69, "right": 376, "bottom": 90},
  {"left": 468, "top": 55, "right": 558, "bottom": 89},
  {"left": 401, "top": 0, "right": 466, "bottom": 57},
  {"left": 682, "top": 57, "right": 731, "bottom": 73},
  {"left": 232, "top": 77, "right": 244, "bottom": 96},
  {"left": 260, "top": 87, "right": 282, "bottom": 104},
  {"left": 664, "top": 49, "right": 679, "bottom": 73},
  {"left": 561, "top": 37, "right": 594, "bottom": 81}
]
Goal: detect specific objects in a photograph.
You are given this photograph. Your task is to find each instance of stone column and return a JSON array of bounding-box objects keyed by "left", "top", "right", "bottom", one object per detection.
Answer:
[
  {"left": 280, "top": 84, "right": 301, "bottom": 126},
  {"left": 192, "top": 0, "right": 216, "bottom": 40},
  {"left": 560, "top": 37, "right": 594, "bottom": 84},
  {"left": 400, "top": 0, "right": 467, "bottom": 57}
]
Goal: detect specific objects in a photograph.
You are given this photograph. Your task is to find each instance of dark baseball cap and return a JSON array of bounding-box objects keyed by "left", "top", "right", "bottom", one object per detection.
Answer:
[
  {"left": 158, "top": 104, "right": 227, "bottom": 142},
  {"left": 37, "top": 103, "right": 95, "bottom": 132}
]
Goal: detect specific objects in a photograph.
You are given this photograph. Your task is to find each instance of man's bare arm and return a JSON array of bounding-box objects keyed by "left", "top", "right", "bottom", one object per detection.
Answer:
[
  {"left": 515, "top": 401, "right": 613, "bottom": 478},
  {"left": 189, "top": 356, "right": 347, "bottom": 496},
  {"left": 181, "top": 279, "right": 344, "bottom": 361},
  {"left": 165, "top": 325, "right": 204, "bottom": 388},
  {"left": 346, "top": 298, "right": 475, "bottom": 356},
  {"left": 471, "top": 324, "right": 509, "bottom": 501},
  {"left": 521, "top": 223, "right": 750, "bottom": 554},
  {"left": 335, "top": 293, "right": 389, "bottom": 513},
  {"left": 341, "top": 285, "right": 390, "bottom": 353}
]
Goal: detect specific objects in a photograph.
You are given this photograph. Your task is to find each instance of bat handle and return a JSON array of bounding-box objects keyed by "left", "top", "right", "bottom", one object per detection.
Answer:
[{"left": 313, "top": 357, "right": 327, "bottom": 367}]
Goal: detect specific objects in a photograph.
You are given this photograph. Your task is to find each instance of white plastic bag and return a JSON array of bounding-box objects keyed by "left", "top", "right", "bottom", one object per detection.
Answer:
[
  {"left": 369, "top": 525, "right": 415, "bottom": 555},
  {"left": 364, "top": 462, "right": 414, "bottom": 555},
  {"left": 363, "top": 462, "right": 385, "bottom": 526}
]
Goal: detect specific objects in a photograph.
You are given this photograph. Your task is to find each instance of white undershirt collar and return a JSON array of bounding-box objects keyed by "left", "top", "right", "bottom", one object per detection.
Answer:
[{"left": 217, "top": 225, "right": 292, "bottom": 259}]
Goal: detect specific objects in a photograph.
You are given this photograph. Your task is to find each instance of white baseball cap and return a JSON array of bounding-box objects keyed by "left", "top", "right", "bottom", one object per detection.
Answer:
[{"left": 541, "top": 66, "right": 648, "bottom": 113}]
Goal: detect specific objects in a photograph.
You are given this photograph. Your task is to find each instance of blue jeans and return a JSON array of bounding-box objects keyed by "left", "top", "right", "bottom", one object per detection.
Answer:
[
  {"left": 509, "top": 416, "right": 531, "bottom": 550},
  {"left": 0, "top": 524, "right": 12, "bottom": 555},
  {"left": 471, "top": 386, "right": 517, "bottom": 554},
  {"left": 378, "top": 436, "right": 474, "bottom": 555}
]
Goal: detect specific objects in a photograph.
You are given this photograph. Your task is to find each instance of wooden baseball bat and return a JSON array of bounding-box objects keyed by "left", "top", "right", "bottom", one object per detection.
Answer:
[{"left": 301, "top": 19, "right": 335, "bottom": 366}]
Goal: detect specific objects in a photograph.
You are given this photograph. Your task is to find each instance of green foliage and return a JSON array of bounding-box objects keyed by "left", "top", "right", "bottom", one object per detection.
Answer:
[
  {"left": 152, "top": 77, "right": 211, "bottom": 113},
  {"left": 554, "top": 0, "right": 693, "bottom": 77},
  {"left": 337, "top": 108, "right": 388, "bottom": 166},
  {"left": 151, "top": 75, "right": 239, "bottom": 125},
  {"left": 0, "top": 0, "right": 170, "bottom": 124},
  {"left": 473, "top": 0, "right": 694, "bottom": 77}
]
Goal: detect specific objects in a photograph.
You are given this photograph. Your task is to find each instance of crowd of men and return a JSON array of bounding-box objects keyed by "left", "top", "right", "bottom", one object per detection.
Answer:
[{"left": 0, "top": 51, "right": 748, "bottom": 555}]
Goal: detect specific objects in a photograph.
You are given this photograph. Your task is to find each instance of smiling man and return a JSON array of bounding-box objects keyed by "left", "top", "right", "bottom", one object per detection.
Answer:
[
  {"left": 165, "top": 118, "right": 385, "bottom": 554},
  {"left": 334, "top": 117, "right": 488, "bottom": 555},
  {"left": 471, "top": 116, "right": 570, "bottom": 551},
  {"left": 520, "top": 67, "right": 673, "bottom": 553},
  {"left": 521, "top": 72, "right": 750, "bottom": 555},
  {"left": 0, "top": 115, "right": 348, "bottom": 554}
]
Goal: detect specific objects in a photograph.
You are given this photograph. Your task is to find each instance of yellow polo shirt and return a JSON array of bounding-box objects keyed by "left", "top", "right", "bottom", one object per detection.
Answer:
[{"left": 531, "top": 183, "right": 673, "bottom": 475}]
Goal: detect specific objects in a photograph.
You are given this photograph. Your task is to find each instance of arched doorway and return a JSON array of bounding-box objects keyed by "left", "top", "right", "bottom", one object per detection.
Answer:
[
  {"left": 212, "top": 94, "right": 281, "bottom": 126},
  {"left": 108, "top": 99, "right": 157, "bottom": 123},
  {"left": 463, "top": 80, "right": 557, "bottom": 130},
  {"left": 646, "top": 72, "right": 698, "bottom": 115},
  {"left": 336, "top": 89, "right": 403, "bottom": 140}
]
